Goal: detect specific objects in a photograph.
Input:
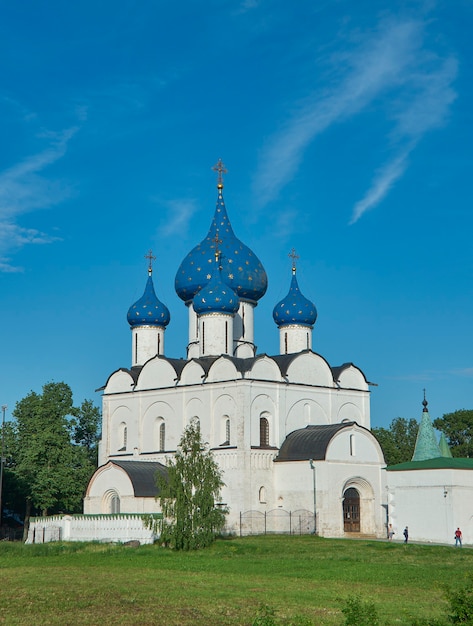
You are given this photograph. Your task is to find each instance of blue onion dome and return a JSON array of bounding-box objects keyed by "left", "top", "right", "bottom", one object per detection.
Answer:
[
  {"left": 273, "top": 264, "right": 317, "bottom": 328},
  {"left": 193, "top": 253, "right": 240, "bottom": 315},
  {"left": 127, "top": 258, "right": 170, "bottom": 327},
  {"left": 175, "top": 162, "right": 268, "bottom": 304}
]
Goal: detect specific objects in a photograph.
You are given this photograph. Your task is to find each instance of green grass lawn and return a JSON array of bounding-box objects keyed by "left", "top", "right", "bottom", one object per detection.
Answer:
[{"left": 0, "top": 536, "right": 470, "bottom": 625}]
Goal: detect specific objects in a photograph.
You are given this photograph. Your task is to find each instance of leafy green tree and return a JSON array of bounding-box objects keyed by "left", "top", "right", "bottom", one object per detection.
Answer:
[
  {"left": 146, "top": 418, "right": 227, "bottom": 550},
  {"left": 72, "top": 399, "right": 101, "bottom": 466},
  {"left": 13, "top": 383, "right": 100, "bottom": 531},
  {"left": 372, "top": 417, "right": 418, "bottom": 466},
  {"left": 0, "top": 421, "right": 28, "bottom": 523},
  {"left": 433, "top": 410, "right": 473, "bottom": 458}
]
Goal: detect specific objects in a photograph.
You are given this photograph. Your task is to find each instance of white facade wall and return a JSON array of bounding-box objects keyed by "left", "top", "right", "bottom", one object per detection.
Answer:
[
  {"left": 131, "top": 325, "right": 165, "bottom": 366},
  {"left": 187, "top": 305, "right": 199, "bottom": 358},
  {"left": 279, "top": 325, "right": 312, "bottom": 354},
  {"left": 386, "top": 468, "right": 473, "bottom": 545},
  {"left": 273, "top": 426, "right": 386, "bottom": 538},
  {"left": 188, "top": 301, "right": 256, "bottom": 358},
  {"left": 100, "top": 370, "right": 369, "bottom": 463},
  {"left": 198, "top": 313, "right": 234, "bottom": 357},
  {"left": 89, "top": 359, "right": 380, "bottom": 535}
]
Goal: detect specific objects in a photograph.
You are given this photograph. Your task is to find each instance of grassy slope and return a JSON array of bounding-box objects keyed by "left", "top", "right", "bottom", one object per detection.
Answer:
[{"left": 0, "top": 536, "right": 470, "bottom": 625}]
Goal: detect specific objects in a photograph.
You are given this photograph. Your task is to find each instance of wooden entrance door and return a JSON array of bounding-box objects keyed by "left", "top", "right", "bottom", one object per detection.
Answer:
[{"left": 343, "top": 488, "right": 360, "bottom": 532}]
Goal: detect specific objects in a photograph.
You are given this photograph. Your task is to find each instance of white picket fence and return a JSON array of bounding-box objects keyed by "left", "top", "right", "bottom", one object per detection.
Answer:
[{"left": 26, "top": 514, "right": 157, "bottom": 544}]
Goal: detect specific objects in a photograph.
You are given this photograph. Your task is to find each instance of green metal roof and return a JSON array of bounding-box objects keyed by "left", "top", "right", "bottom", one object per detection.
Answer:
[
  {"left": 411, "top": 404, "right": 441, "bottom": 462},
  {"left": 439, "top": 432, "right": 453, "bottom": 458},
  {"left": 386, "top": 457, "right": 473, "bottom": 471}
]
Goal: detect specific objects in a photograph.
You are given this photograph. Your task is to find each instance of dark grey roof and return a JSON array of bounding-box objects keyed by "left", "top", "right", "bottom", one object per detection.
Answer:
[
  {"left": 97, "top": 366, "right": 142, "bottom": 392},
  {"left": 275, "top": 422, "right": 357, "bottom": 462},
  {"left": 99, "top": 350, "right": 370, "bottom": 390},
  {"left": 111, "top": 460, "right": 167, "bottom": 497},
  {"left": 166, "top": 351, "right": 340, "bottom": 381}
]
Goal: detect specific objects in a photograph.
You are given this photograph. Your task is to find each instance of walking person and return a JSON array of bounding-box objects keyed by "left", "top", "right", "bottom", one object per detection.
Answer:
[
  {"left": 403, "top": 526, "right": 409, "bottom": 543},
  {"left": 455, "top": 527, "right": 462, "bottom": 547},
  {"left": 388, "top": 524, "right": 395, "bottom": 541}
]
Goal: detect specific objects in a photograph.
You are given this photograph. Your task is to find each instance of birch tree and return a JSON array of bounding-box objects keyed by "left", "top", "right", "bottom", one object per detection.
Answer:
[{"left": 147, "top": 419, "right": 227, "bottom": 550}]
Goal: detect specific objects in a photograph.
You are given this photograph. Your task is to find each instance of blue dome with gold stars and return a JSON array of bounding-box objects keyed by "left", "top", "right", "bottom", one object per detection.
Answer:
[
  {"left": 127, "top": 271, "right": 170, "bottom": 328},
  {"left": 175, "top": 165, "right": 267, "bottom": 304},
  {"left": 273, "top": 268, "right": 317, "bottom": 328},
  {"left": 193, "top": 257, "right": 240, "bottom": 315}
]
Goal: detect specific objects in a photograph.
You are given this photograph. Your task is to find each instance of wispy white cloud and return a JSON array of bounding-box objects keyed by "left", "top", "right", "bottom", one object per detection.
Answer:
[
  {"left": 0, "top": 223, "right": 61, "bottom": 272},
  {"left": 0, "top": 126, "right": 77, "bottom": 271},
  {"left": 239, "top": 0, "right": 260, "bottom": 10},
  {"left": 254, "top": 16, "right": 457, "bottom": 223},
  {"left": 267, "top": 207, "right": 303, "bottom": 241},
  {"left": 351, "top": 55, "right": 457, "bottom": 223},
  {"left": 453, "top": 368, "right": 473, "bottom": 378},
  {"left": 156, "top": 198, "right": 198, "bottom": 238},
  {"left": 349, "top": 147, "right": 411, "bottom": 225}
]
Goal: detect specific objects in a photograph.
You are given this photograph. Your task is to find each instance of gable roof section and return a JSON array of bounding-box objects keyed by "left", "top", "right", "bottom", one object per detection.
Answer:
[
  {"left": 100, "top": 351, "right": 371, "bottom": 389},
  {"left": 275, "top": 422, "right": 356, "bottom": 462},
  {"left": 112, "top": 460, "right": 167, "bottom": 497}
]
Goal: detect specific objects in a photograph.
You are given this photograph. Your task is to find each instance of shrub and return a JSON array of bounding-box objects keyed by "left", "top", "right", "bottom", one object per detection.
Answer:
[
  {"left": 340, "top": 595, "right": 379, "bottom": 626},
  {"left": 445, "top": 574, "right": 473, "bottom": 624}
]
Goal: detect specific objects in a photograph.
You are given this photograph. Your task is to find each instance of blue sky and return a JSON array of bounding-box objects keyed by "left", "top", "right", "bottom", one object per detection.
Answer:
[{"left": 1, "top": 0, "right": 472, "bottom": 428}]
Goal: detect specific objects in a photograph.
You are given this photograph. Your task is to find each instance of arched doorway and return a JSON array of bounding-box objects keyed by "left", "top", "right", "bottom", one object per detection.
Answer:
[{"left": 343, "top": 487, "right": 360, "bottom": 532}]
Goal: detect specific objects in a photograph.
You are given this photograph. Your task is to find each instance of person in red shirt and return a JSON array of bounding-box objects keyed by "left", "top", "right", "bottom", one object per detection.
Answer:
[{"left": 455, "top": 527, "right": 462, "bottom": 547}]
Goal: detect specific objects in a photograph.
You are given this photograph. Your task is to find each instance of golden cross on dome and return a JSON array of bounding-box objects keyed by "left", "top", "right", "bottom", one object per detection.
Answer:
[
  {"left": 288, "top": 247, "right": 299, "bottom": 271},
  {"left": 145, "top": 249, "right": 156, "bottom": 275},
  {"left": 212, "top": 158, "right": 228, "bottom": 189}
]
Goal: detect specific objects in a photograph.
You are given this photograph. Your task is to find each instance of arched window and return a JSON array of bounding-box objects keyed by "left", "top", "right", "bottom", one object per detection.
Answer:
[
  {"left": 104, "top": 490, "right": 121, "bottom": 514},
  {"left": 111, "top": 493, "right": 120, "bottom": 514},
  {"left": 260, "top": 417, "right": 269, "bottom": 448},
  {"left": 259, "top": 486, "right": 266, "bottom": 504},
  {"left": 350, "top": 434, "right": 355, "bottom": 456},
  {"left": 220, "top": 416, "right": 230, "bottom": 446},
  {"left": 304, "top": 403, "right": 310, "bottom": 425},
  {"left": 118, "top": 423, "right": 127, "bottom": 451},
  {"left": 159, "top": 422, "right": 166, "bottom": 452}
]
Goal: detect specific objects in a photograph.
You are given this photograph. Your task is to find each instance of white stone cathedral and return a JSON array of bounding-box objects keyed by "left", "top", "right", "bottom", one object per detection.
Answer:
[{"left": 84, "top": 162, "right": 387, "bottom": 538}]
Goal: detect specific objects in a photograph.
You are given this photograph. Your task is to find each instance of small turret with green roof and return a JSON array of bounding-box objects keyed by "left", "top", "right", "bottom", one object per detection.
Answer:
[
  {"left": 439, "top": 432, "right": 453, "bottom": 458},
  {"left": 411, "top": 392, "right": 442, "bottom": 462}
]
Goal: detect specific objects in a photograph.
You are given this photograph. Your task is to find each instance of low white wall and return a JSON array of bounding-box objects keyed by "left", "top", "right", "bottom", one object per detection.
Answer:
[
  {"left": 386, "top": 468, "right": 473, "bottom": 545},
  {"left": 26, "top": 514, "right": 157, "bottom": 544}
]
